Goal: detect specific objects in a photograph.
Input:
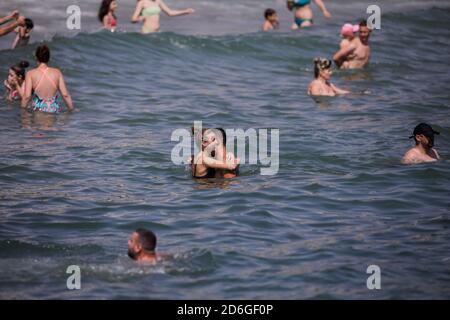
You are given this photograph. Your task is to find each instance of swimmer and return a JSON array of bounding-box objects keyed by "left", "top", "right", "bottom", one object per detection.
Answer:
[
  {"left": 98, "top": 0, "right": 118, "bottom": 32},
  {"left": 333, "top": 20, "right": 371, "bottom": 69},
  {"left": 402, "top": 123, "right": 440, "bottom": 165},
  {"left": 131, "top": 0, "right": 194, "bottom": 34},
  {"left": 191, "top": 128, "right": 239, "bottom": 179},
  {"left": 128, "top": 228, "right": 159, "bottom": 263},
  {"left": 21, "top": 45, "right": 74, "bottom": 113},
  {"left": 262, "top": 8, "right": 279, "bottom": 32},
  {"left": 0, "top": 11, "right": 26, "bottom": 37},
  {"left": 4, "top": 61, "right": 29, "bottom": 102},
  {"left": 308, "top": 57, "right": 349, "bottom": 96},
  {"left": 286, "top": 0, "right": 331, "bottom": 30},
  {"left": 11, "top": 18, "right": 33, "bottom": 49}
]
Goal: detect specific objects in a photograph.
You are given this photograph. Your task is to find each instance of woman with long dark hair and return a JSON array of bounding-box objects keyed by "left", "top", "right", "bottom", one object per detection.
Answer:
[
  {"left": 98, "top": 0, "right": 118, "bottom": 32},
  {"left": 4, "top": 61, "right": 29, "bottom": 101}
]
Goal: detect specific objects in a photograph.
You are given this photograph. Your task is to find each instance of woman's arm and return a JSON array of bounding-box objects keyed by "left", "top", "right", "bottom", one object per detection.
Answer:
[
  {"left": 0, "top": 11, "right": 18, "bottom": 25},
  {"left": 314, "top": 0, "right": 331, "bottom": 18},
  {"left": 58, "top": 71, "right": 74, "bottom": 111},
  {"left": 158, "top": 0, "right": 194, "bottom": 17},
  {"left": 331, "top": 83, "right": 349, "bottom": 95},
  {"left": 333, "top": 44, "right": 355, "bottom": 65},
  {"left": 11, "top": 33, "right": 20, "bottom": 49},
  {"left": 15, "top": 81, "right": 26, "bottom": 99},
  {"left": 202, "top": 152, "right": 239, "bottom": 170},
  {"left": 131, "top": 2, "right": 144, "bottom": 23},
  {"left": 21, "top": 71, "right": 33, "bottom": 108}
]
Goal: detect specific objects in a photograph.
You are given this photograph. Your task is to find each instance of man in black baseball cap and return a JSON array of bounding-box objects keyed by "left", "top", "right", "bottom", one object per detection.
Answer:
[{"left": 402, "top": 123, "right": 440, "bottom": 164}]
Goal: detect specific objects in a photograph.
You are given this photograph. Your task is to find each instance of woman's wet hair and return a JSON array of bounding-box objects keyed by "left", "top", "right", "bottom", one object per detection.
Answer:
[
  {"left": 35, "top": 45, "right": 50, "bottom": 63},
  {"left": 98, "top": 0, "right": 115, "bottom": 22},
  {"left": 264, "top": 8, "right": 276, "bottom": 19},
  {"left": 215, "top": 128, "right": 227, "bottom": 146},
  {"left": 10, "top": 61, "right": 30, "bottom": 80},
  {"left": 314, "top": 57, "right": 332, "bottom": 78},
  {"left": 25, "top": 18, "right": 34, "bottom": 30}
]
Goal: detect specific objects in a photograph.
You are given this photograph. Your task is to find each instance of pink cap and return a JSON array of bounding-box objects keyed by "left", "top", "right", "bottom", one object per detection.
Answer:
[{"left": 340, "top": 23, "right": 359, "bottom": 37}]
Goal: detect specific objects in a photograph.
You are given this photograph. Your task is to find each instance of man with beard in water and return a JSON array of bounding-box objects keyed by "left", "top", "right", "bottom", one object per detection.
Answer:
[
  {"left": 127, "top": 228, "right": 159, "bottom": 263},
  {"left": 402, "top": 123, "right": 441, "bottom": 164}
]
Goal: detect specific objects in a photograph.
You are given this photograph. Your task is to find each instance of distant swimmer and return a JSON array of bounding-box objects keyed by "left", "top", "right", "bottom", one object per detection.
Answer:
[
  {"left": 308, "top": 58, "right": 349, "bottom": 97},
  {"left": 21, "top": 45, "right": 74, "bottom": 113},
  {"left": 4, "top": 61, "right": 29, "bottom": 102},
  {"left": 0, "top": 11, "right": 26, "bottom": 37},
  {"left": 262, "top": 9, "right": 279, "bottom": 32},
  {"left": 98, "top": 0, "right": 118, "bottom": 32},
  {"left": 286, "top": 0, "right": 331, "bottom": 30},
  {"left": 128, "top": 228, "right": 160, "bottom": 263},
  {"left": 131, "top": 0, "right": 194, "bottom": 34},
  {"left": 402, "top": 123, "right": 441, "bottom": 165},
  {"left": 333, "top": 20, "right": 371, "bottom": 69},
  {"left": 11, "top": 18, "right": 34, "bottom": 49},
  {"left": 191, "top": 128, "right": 239, "bottom": 179}
]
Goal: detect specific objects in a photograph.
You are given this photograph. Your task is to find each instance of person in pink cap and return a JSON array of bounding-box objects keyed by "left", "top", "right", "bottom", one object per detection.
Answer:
[
  {"left": 333, "top": 20, "right": 371, "bottom": 69},
  {"left": 339, "top": 23, "right": 359, "bottom": 49}
]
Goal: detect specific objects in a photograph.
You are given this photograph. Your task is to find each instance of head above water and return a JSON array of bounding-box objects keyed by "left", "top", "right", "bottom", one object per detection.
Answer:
[
  {"left": 358, "top": 19, "right": 371, "bottom": 42},
  {"left": 127, "top": 228, "right": 157, "bottom": 260},
  {"left": 314, "top": 57, "right": 332, "bottom": 79},
  {"left": 410, "top": 123, "right": 440, "bottom": 148},
  {"left": 341, "top": 23, "right": 359, "bottom": 38},
  {"left": 25, "top": 18, "right": 34, "bottom": 30},
  {"left": 98, "top": 0, "right": 117, "bottom": 22},
  {"left": 35, "top": 45, "right": 50, "bottom": 63},
  {"left": 264, "top": 8, "right": 277, "bottom": 21},
  {"left": 9, "top": 61, "right": 29, "bottom": 81}
]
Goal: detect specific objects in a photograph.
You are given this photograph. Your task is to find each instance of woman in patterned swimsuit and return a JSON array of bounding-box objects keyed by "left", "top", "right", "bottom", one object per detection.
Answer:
[{"left": 21, "top": 45, "right": 74, "bottom": 113}]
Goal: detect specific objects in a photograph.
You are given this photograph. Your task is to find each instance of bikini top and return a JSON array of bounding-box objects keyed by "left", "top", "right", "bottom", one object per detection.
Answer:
[
  {"left": 142, "top": 5, "right": 161, "bottom": 17},
  {"left": 293, "top": 0, "right": 311, "bottom": 7}
]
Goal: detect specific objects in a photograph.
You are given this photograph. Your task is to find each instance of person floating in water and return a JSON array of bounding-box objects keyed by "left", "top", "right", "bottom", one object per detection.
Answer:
[
  {"left": 4, "top": 61, "right": 29, "bottom": 102},
  {"left": 191, "top": 128, "right": 239, "bottom": 179},
  {"left": 0, "top": 11, "right": 26, "bottom": 37},
  {"left": 402, "top": 123, "right": 441, "bottom": 165},
  {"left": 132, "top": 0, "right": 194, "bottom": 34},
  {"left": 333, "top": 20, "right": 371, "bottom": 69},
  {"left": 286, "top": 0, "right": 331, "bottom": 30},
  {"left": 98, "top": 0, "right": 118, "bottom": 32},
  {"left": 308, "top": 57, "right": 349, "bottom": 97},
  {"left": 21, "top": 45, "right": 74, "bottom": 113},
  {"left": 11, "top": 18, "right": 33, "bottom": 49},
  {"left": 128, "top": 228, "right": 159, "bottom": 263},
  {"left": 262, "top": 8, "right": 279, "bottom": 32}
]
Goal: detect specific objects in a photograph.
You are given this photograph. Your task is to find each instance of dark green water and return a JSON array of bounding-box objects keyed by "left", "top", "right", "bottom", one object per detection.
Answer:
[{"left": 0, "top": 2, "right": 449, "bottom": 299}]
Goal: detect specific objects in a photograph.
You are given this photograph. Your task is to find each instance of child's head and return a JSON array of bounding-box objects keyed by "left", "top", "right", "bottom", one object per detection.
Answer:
[
  {"left": 264, "top": 8, "right": 278, "bottom": 24},
  {"left": 8, "top": 61, "right": 30, "bottom": 83},
  {"left": 25, "top": 18, "right": 34, "bottom": 31},
  {"left": 340, "top": 23, "right": 359, "bottom": 39}
]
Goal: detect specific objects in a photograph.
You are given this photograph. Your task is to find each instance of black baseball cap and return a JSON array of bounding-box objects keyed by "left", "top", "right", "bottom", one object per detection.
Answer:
[{"left": 409, "top": 123, "right": 440, "bottom": 139}]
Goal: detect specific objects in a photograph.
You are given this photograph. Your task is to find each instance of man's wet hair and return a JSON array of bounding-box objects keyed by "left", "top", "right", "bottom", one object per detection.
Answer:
[
  {"left": 135, "top": 228, "right": 157, "bottom": 252},
  {"left": 359, "top": 19, "right": 368, "bottom": 28},
  {"left": 264, "top": 8, "right": 276, "bottom": 19}
]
